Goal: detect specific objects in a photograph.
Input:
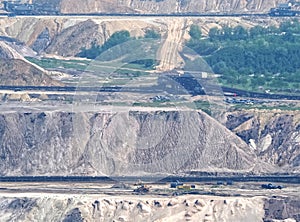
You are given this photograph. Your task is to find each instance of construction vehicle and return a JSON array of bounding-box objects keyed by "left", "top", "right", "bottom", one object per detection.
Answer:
[
  {"left": 170, "top": 181, "right": 196, "bottom": 190},
  {"left": 133, "top": 184, "right": 150, "bottom": 193},
  {"left": 170, "top": 180, "right": 183, "bottom": 188},
  {"left": 261, "top": 183, "right": 283, "bottom": 189},
  {"left": 177, "top": 184, "right": 196, "bottom": 190},
  {"left": 133, "top": 179, "right": 151, "bottom": 193}
]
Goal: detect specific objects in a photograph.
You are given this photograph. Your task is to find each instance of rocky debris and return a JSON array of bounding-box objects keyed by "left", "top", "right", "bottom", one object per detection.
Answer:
[
  {"left": 136, "top": 202, "right": 151, "bottom": 214},
  {"left": 62, "top": 208, "right": 84, "bottom": 222},
  {"left": 263, "top": 197, "right": 300, "bottom": 222},
  {"left": 0, "top": 195, "right": 266, "bottom": 221},
  {"left": 31, "top": 28, "right": 51, "bottom": 54},
  {"left": 194, "top": 199, "right": 204, "bottom": 207},
  {"left": 0, "top": 108, "right": 297, "bottom": 175},
  {"left": 8, "top": 198, "right": 36, "bottom": 210},
  {"left": 226, "top": 111, "right": 300, "bottom": 172},
  {"left": 0, "top": 110, "right": 258, "bottom": 176}
]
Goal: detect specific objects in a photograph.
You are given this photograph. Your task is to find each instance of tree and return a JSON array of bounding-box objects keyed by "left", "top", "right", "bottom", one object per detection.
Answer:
[
  {"left": 76, "top": 42, "right": 100, "bottom": 59},
  {"left": 102, "top": 30, "right": 131, "bottom": 51},
  {"left": 249, "top": 26, "right": 266, "bottom": 37},
  {"left": 212, "top": 61, "right": 227, "bottom": 74},
  {"left": 208, "top": 27, "right": 220, "bottom": 41},
  {"left": 222, "top": 26, "right": 233, "bottom": 40},
  {"left": 77, "top": 30, "right": 131, "bottom": 59},
  {"left": 232, "top": 26, "right": 248, "bottom": 40},
  {"left": 144, "top": 29, "right": 161, "bottom": 39},
  {"left": 189, "top": 24, "right": 202, "bottom": 40}
]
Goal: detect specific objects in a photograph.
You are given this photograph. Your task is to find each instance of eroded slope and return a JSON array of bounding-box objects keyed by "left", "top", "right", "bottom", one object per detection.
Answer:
[
  {"left": 0, "top": 110, "right": 257, "bottom": 176},
  {"left": 226, "top": 110, "right": 300, "bottom": 172}
]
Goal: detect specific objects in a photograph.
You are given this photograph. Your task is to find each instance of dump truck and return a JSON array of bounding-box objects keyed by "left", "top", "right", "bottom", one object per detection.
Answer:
[{"left": 170, "top": 181, "right": 196, "bottom": 190}]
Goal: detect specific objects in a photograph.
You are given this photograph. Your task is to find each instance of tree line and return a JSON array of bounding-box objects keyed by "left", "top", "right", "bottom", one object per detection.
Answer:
[{"left": 186, "top": 21, "right": 300, "bottom": 93}]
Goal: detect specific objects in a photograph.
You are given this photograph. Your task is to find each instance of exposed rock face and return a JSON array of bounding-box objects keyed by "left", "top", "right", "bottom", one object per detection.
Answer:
[
  {"left": 0, "top": 38, "right": 62, "bottom": 86},
  {"left": 0, "top": 18, "right": 60, "bottom": 47},
  {"left": 0, "top": 41, "right": 24, "bottom": 60},
  {"left": 226, "top": 111, "right": 300, "bottom": 172},
  {"left": 31, "top": 28, "right": 51, "bottom": 54},
  {"left": 45, "top": 20, "right": 103, "bottom": 57},
  {"left": 0, "top": 110, "right": 256, "bottom": 176},
  {"left": 58, "top": 0, "right": 285, "bottom": 14},
  {"left": 264, "top": 197, "right": 300, "bottom": 222},
  {"left": 1, "top": 108, "right": 298, "bottom": 176},
  {"left": 0, "top": 59, "right": 62, "bottom": 86}
]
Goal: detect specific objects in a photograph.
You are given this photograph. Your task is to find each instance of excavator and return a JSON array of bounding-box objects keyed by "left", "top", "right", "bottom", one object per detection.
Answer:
[{"left": 133, "top": 179, "right": 151, "bottom": 193}]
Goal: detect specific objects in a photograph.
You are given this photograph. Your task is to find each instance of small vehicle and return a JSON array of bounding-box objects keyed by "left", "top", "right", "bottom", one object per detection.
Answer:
[
  {"left": 261, "top": 183, "right": 283, "bottom": 189},
  {"left": 133, "top": 184, "right": 150, "bottom": 193}
]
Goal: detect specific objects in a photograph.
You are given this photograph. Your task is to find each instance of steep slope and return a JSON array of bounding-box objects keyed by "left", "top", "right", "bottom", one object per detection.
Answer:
[
  {"left": 45, "top": 20, "right": 103, "bottom": 57},
  {"left": 1, "top": 17, "right": 161, "bottom": 57},
  {"left": 0, "top": 59, "right": 62, "bottom": 86},
  {"left": 0, "top": 39, "right": 63, "bottom": 86},
  {"left": 226, "top": 110, "right": 300, "bottom": 172},
  {"left": 0, "top": 110, "right": 258, "bottom": 176},
  {"left": 0, "top": 36, "right": 36, "bottom": 57},
  {"left": 0, "top": 41, "right": 24, "bottom": 60}
]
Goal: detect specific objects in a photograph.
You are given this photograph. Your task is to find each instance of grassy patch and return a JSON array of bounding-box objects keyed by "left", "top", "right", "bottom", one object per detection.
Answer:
[{"left": 26, "top": 57, "right": 89, "bottom": 71}]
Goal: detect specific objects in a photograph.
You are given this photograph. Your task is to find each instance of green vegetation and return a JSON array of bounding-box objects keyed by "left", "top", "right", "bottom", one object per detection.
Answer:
[
  {"left": 77, "top": 29, "right": 160, "bottom": 60},
  {"left": 144, "top": 29, "right": 161, "bottom": 39},
  {"left": 75, "top": 29, "right": 159, "bottom": 73},
  {"left": 186, "top": 20, "right": 300, "bottom": 94},
  {"left": 77, "top": 30, "right": 132, "bottom": 59},
  {"left": 189, "top": 24, "right": 202, "bottom": 40},
  {"left": 26, "top": 57, "right": 90, "bottom": 70}
]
